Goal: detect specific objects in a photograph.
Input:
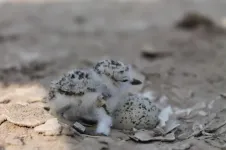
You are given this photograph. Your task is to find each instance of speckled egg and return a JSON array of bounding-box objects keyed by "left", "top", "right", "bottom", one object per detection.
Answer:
[{"left": 112, "top": 93, "right": 161, "bottom": 130}]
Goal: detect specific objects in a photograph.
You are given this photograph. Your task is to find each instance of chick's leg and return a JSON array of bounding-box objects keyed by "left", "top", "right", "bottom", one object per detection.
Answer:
[
  {"left": 71, "top": 99, "right": 112, "bottom": 136},
  {"left": 50, "top": 104, "right": 75, "bottom": 126},
  {"left": 95, "top": 107, "right": 112, "bottom": 136}
]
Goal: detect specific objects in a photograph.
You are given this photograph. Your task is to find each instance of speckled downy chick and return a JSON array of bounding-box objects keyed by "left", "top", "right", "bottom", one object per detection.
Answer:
[
  {"left": 111, "top": 93, "right": 161, "bottom": 130},
  {"left": 47, "top": 59, "right": 142, "bottom": 136}
]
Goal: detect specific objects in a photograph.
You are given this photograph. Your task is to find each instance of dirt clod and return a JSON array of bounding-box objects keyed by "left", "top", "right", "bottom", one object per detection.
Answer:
[
  {"left": 3, "top": 104, "right": 52, "bottom": 127},
  {"left": 176, "top": 12, "right": 214, "bottom": 30},
  {"left": 175, "top": 11, "right": 225, "bottom": 35},
  {"left": 34, "top": 118, "right": 62, "bottom": 136}
]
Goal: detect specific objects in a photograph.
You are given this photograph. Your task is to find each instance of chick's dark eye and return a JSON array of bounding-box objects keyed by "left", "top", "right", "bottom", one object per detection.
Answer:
[
  {"left": 71, "top": 74, "right": 75, "bottom": 78},
  {"left": 122, "top": 79, "right": 128, "bottom": 82},
  {"left": 119, "top": 71, "right": 124, "bottom": 73}
]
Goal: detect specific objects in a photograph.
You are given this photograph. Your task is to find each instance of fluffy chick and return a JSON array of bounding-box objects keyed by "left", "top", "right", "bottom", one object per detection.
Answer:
[{"left": 47, "top": 59, "right": 142, "bottom": 136}]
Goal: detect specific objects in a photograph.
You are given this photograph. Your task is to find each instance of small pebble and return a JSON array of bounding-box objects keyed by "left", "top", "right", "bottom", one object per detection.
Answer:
[
  {"left": 0, "top": 99, "right": 10, "bottom": 104},
  {"left": 73, "top": 122, "right": 86, "bottom": 133}
]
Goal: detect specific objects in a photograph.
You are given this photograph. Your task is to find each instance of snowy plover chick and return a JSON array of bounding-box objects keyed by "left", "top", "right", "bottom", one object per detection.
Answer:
[
  {"left": 112, "top": 93, "right": 161, "bottom": 130},
  {"left": 47, "top": 59, "right": 142, "bottom": 136}
]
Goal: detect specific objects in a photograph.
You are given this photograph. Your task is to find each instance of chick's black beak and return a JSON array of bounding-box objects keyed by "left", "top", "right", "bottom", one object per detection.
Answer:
[{"left": 130, "top": 78, "right": 142, "bottom": 85}]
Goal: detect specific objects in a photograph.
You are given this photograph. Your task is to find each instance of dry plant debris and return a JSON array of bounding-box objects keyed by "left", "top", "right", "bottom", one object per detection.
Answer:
[{"left": 130, "top": 131, "right": 175, "bottom": 143}]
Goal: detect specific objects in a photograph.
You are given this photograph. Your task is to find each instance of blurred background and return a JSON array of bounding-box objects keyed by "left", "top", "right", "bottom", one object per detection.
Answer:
[
  {"left": 0, "top": 0, "right": 225, "bottom": 104},
  {"left": 0, "top": 0, "right": 226, "bottom": 149}
]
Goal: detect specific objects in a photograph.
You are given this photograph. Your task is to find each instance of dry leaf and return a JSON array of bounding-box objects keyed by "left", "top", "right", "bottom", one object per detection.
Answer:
[
  {"left": 204, "top": 139, "right": 226, "bottom": 149},
  {"left": 205, "top": 120, "right": 226, "bottom": 133},
  {"left": 164, "top": 120, "right": 180, "bottom": 134},
  {"left": 130, "top": 131, "right": 175, "bottom": 143}
]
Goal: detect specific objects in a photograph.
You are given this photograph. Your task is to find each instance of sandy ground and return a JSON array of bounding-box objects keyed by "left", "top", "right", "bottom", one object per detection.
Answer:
[{"left": 0, "top": 0, "right": 226, "bottom": 150}]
